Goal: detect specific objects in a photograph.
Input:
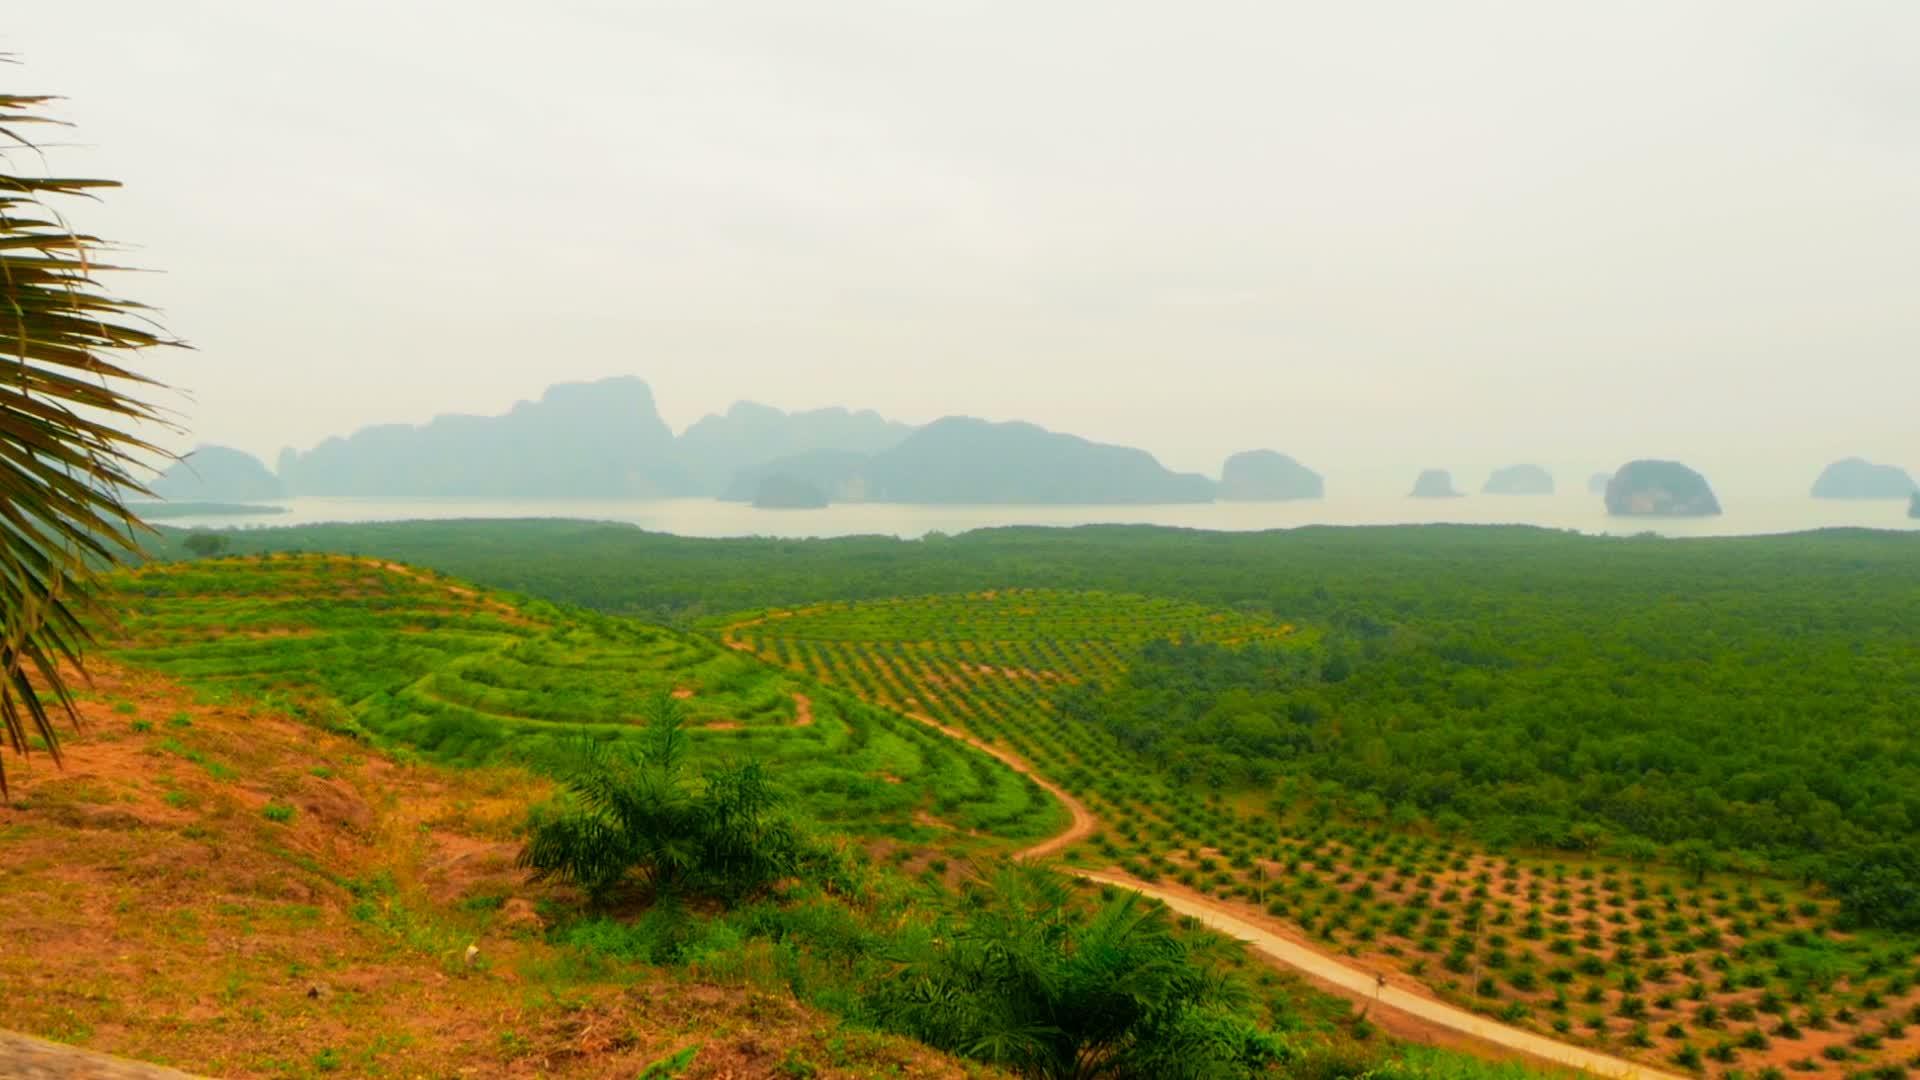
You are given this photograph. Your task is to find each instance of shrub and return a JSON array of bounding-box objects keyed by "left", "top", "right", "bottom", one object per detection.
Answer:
[
  {"left": 519, "top": 694, "right": 811, "bottom": 903},
  {"left": 867, "top": 863, "right": 1283, "bottom": 1078}
]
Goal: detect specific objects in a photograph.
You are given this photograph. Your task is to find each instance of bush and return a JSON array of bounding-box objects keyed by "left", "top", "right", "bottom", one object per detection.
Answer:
[
  {"left": 519, "top": 694, "right": 811, "bottom": 903},
  {"left": 866, "top": 863, "right": 1284, "bottom": 1078}
]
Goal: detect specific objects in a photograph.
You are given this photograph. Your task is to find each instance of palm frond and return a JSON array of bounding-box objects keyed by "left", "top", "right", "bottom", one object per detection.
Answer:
[{"left": 0, "top": 88, "right": 178, "bottom": 793}]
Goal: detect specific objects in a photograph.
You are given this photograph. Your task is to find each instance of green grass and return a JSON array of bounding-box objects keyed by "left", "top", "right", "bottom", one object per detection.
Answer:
[{"left": 106, "top": 555, "right": 1063, "bottom": 846}]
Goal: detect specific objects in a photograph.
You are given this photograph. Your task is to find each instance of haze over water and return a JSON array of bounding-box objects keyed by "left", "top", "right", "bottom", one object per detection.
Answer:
[{"left": 159, "top": 495, "right": 1919, "bottom": 540}]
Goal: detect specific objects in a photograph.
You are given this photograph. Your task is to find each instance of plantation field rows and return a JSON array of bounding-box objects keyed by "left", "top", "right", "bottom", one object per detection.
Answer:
[
  {"left": 106, "top": 556, "right": 1065, "bottom": 850},
  {"left": 722, "top": 590, "right": 1920, "bottom": 1080}
]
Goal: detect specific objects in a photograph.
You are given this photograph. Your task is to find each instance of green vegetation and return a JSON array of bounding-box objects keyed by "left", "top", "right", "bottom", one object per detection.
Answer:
[
  {"left": 182, "top": 531, "right": 232, "bottom": 558},
  {"left": 107, "top": 555, "right": 1062, "bottom": 846},
  {"left": 124, "top": 522, "right": 1920, "bottom": 1078},
  {"left": 868, "top": 863, "right": 1283, "bottom": 1077},
  {"left": 520, "top": 694, "right": 811, "bottom": 902},
  {"left": 175, "top": 522, "right": 1917, "bottom": 905},
  {"left": 86, "top": 555, "right": 1548, "bottom": 1080},
  {"left": 727, "top": 576, "right": 1920, "bottom": 1079}
]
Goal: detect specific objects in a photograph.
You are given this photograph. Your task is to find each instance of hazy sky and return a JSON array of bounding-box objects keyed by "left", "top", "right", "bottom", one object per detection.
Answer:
[{"left": 11, "top": 2, "right": 1919, "bottom": 493}]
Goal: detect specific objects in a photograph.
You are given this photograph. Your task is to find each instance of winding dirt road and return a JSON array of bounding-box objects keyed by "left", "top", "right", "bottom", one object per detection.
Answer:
[{"left": 903, "top": 711, "right": 1682, "bottom": 1080}]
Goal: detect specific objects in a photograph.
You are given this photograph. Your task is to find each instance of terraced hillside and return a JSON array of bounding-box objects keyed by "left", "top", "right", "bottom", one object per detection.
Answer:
[
  {"left": 723, "top": 590, "right": 1920, "bottom": 1080},
  {"left": 108, "top": 556, "right": 1064, "bottom": 849}
]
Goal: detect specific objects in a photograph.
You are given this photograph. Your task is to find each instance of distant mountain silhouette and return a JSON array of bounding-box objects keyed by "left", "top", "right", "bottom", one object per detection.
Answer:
[
  {"left": 863, "top": 417, "right": 1214, "bottom": 504},
  {"left": 1587, "top": 472, "right": 1612, "bottom": 495},
  {"left": 148, "top": 446, "right": 284, "bottom": 502},
  {"left": 677, "top": 402, "right": 912, "bottom": 495},
  {"left": 1911, "top": 493, "right": 1920, "bottom": 520},
  {"left": 1218, "top": 451, "right": 1324, "bottom": 501},
  {"left": 278, "top": 378, "right": 685, "bottom": 496},
  {"left": 1811, "top": 458, "right": 1916, "bottom": 500},
  {"left": 1482, "top": 464, "right": 1553, "bottom": 495},
  {"left": 1409, "top": 469, "right": 1463, "bottom": 498},
  {"left": 1605, "top": 460, "right": 1721, "bottom": 517}
]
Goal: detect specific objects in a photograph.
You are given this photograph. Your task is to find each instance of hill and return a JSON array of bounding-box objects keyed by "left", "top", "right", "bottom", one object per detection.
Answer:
[
  {"left": 863, "top": 417, "right": 1214, "bottom": 504},
  {"left": 1218, "top": 450, "right": 1324, "bottom": 501},
  {"left": 1604, "top": 459, "right": 1721, "bottom": 516},
  {"left": 105, "top": 556, "right": 1058, "bottom": 843},
  {"left": 676, "top": 401, "right": 912, "bottom": 495},
  {"left": 146, "top": 445, "right": 283, "bottom": 502},
  {"left": 1811, "top": 457, "right": 1917, "bottom": 499},
  {"left": 14, "top": 556, "right": 1520, "bottom": 1080},
  {"left": 1481, "top": 464, "right": 1553, "bottom": 495},
  {"left": 276, "top": 377, "right": 686, "bottom": 496},
  {"left": 0, "top": 656, "right": 999, "bottom": 1078}
]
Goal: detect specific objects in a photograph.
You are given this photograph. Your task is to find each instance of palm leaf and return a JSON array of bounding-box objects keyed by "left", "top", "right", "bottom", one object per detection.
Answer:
[{"left": 0, "top": 85, "right": 178, "bottom": 793}]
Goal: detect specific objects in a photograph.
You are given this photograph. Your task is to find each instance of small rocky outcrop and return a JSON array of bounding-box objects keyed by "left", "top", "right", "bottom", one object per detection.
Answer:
[
  {"left": 1409, "top": 469, "right": 1463, "bottom": 498},
  {"left": 750, "top": 473, "right": 830, "bottom": 509},
  {"left": 1482, "top": 465, "right": 1553, "bottom": 495},
  {"left": 1604, "top": 460, "right": 1722, "bottom": 517},
  {"left": 1811, "top": 458, "right": 1917, "bottom": 500},
  {"left": 1219, "top": 450, "right": 1325, "bottom": 501}
]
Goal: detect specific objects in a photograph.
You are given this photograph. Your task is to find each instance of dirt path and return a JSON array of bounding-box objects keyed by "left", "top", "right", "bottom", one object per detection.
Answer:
[
  {"left": 793, "top": 693, "right": 815, "bottom": 727},
  {"left": 896, "top": 710, "right": 1681, "bottom": 1080},
  {"left": 906, "top": 713, "right": 1097, "bottom": 860},
  {"left": 0, "top": 1029, "right": 205, "bottom": 1078}
]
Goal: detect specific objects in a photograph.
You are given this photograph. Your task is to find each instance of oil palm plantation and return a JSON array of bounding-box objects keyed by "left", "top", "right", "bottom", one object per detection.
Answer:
[{"left": 2, "top": 87, "right": 173, "bottom": 791}]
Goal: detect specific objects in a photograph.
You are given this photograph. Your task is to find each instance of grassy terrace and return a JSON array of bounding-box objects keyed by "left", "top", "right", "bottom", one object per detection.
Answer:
[{"left": 106, "top": 555, "right": 1064, "bottom": 850}]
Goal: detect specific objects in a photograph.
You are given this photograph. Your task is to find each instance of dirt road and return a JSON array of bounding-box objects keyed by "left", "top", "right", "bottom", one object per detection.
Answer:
[{"left": 899, "top": 711, "right": 1683, "bottom": 1080}]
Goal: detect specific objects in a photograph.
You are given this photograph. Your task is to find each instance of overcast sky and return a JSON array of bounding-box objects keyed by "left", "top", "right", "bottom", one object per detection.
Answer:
[{"left": 11, "top": 1, "right": 1919, "bottom": 493}]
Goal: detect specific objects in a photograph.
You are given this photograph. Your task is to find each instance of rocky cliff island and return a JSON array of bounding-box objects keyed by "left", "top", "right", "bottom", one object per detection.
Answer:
[
  {"left": 1811, "top": 458, "right": 1917, "bottom": 500},
  {"left": 1218, "top": 450, "right": 1324, "bottom": 501},
  {"left": 1604, "top": 460, "right": 1721, "bottom": 517},
  {"left": 1482, "top": 464, "right": 1553, "bottom": 495},
  {"left": 1409, "top": 469, "right": 1463, "bottom": 498}
]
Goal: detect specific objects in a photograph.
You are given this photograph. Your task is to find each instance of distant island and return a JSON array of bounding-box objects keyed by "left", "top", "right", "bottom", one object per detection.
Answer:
[
  {"left": 1482, "top": 464, "right": 1553, "bottom": 495},
  {"left": 864, "top": 418, "right": 1214, "bottom": 505},
  {"left": 130, "top": 501, "right": 287, "bottom": 520},
  {"left": 1409, "top": 469, "right": 1463, "bottom": 498},
  {"left": 1811, "top": 458, "right": 1917, "bottom": 500},
  {"left": 1604, "top": 460, "right": 1721, "bottom": 517},
  {"left": 1587, "top": 472, "right": 1611, "bottom": 495},
  {"left": 750, "top": 473, "right": 830, "bottom": 510},
  {"left": 1218, "top": 450, "right": 1323, "bottom": 501},
  {"left": 150, "top": 445, "right": 284, "bottom": 503},
  {"left": 1911, "top": 492, "right": 1920, "bottom": 520}
]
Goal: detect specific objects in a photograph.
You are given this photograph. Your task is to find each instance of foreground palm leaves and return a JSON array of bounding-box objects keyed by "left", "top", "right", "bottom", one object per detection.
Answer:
[{"left": 1, "top": 89, "right": 172, "bottom": 791}]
